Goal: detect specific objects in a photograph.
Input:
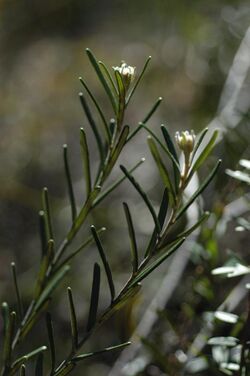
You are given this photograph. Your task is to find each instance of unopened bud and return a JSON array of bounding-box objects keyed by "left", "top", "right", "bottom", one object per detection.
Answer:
[{"left": 175, "top": 130, "right": 196, "bottom": 154}]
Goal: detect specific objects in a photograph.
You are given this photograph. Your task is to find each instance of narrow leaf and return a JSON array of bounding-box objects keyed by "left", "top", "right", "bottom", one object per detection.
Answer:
[
  {"left": 79, "top": 77, "right": 111, "bottom": 141},
  {"left": 175, "top": 160, "right": 221, "bottom": 221},
  {"left": 11, "top": 262, "right": 23, "bottom": 319},
  {"left": 102, "top": 125, "right": 129, "bottom": 181},
  {"left": 38, "top": 210, "right": 47, "bottom": 257},
  {"left": 191, "top": 130, "right": 219, "bottom": 174},
  {"left": 42, "top": 187, "right": 54, "bottom": 241},
  {"left": 1, "top": 302, "right": 10, "bottom": 338},
  {"left": 57, "top": 227, "right": 106, "bottom": 271},
  {"left": 191, "top": 127, "right": 209, "bottom": 163},
  {"left": 12, "top": 346, "right": 47, "bottom": 370},
  {"left": 34, "top": 239, "right": 54, "bottom": 299},
  {"left": 130, "top": 237, "right": 185, "bottom": 288},
  {"left": 73, "top": 342, "right": 131, "bottom": 361},
  {"left": 123, "top": 203, "right": 138, "bottom": 273},
  {"left": 67, "top": 287, "right": 78, "bottom": 350},
  {"left": 91, "top": 226, "right": 115, "bottom": 302},
  {"left": 80, "top": 128, "right": 92, "bottom": 197},
  {"left": 67, "top": 185, "right": 101, "bottom": 243},
  {"left": 176, "top": 211, "right": 210, "bottom": 239},
  {"left": 87, "top": 263, "right": 101, "bottom": 332},
  {"left": 35, "top": 353, "right": 44, "bottom": 376},
  {"left": 79, "top": 93, "right": 104, "bottom": 162},
  {"left": 86, "top": 48, "right": 117, "bottom": 112},
  {"left": 3, "top": 311, "right": 16, "bottom": 368},
  {"left": 20, "top": 365, "right": 26, "bottom": 376},
  {"left": 99, "top": 61, "right": 118, "bottom": 96},
  {"left": 145, "top": 188, "right": 169, "bottom": 257},
  {"left": 126, "top": 97, "right": 162, "bottom": 142},
  {"left": 143, "top": 124, "right": 180, "bottom": 172},
  {"left": 46, "top": 313, "right": 56, "bottom": 373},
  {"left": 92, "top": 158, "right": 145, "bottom": 207},
  {"left": 147, "top": 136, "right": 175, "bottom": 202},
  {"left": 114, "top": 70, "right": 126, "bottom": 129},
  {"left": 126, "top": 56, "right": 151, "bottom": 105},
  {"left": 161, "top": 125, "right": 180, "bottom": 191},
  {"left": 120, "top": 165, "right": 161, "bottom": 233},
  {"left": 63, "top": 145, "right": 77, "bottom": 222},
  {"left": 35, "top": 265, "right": 70, "bottom": 311}
]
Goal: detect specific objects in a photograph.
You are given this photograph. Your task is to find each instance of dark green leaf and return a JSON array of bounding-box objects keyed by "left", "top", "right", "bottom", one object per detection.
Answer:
[
  {"left": 91, "top": 226, "right": 115, "bottom": 303},
  {"left": 1, "top": 302, "right": 10, "bottom": 338},
  {"left": 123, "top": 203, "right": 138, "bottom": 273},
  {"left": 79, "top": 77, "right": 111, "bottom": 141},
  {"left": 175, "top": 160, "right": 221, "bottom": 221},
  {"left": 130, "top": 237, "right": 185, "bottom": 287},
  {"left": 114, "top": 70, "right": 126, "bottom": 129},
  {"left": 34, "top": 239, "right": 54, "bottom": 299},
  {"left": 38, "top": 210, "right": 47, "bottom": 257},
  {"left": 102, "top": 125, "right": 129, "bottom": 181},
  {"left": 67, "top": 287, "right": 78, "bottom": 351},
  {"left": 93, "top": 158, "right": 145, "bottom": 207},
  {"left": 191, "top": 130, "right": 218, "bottom": 174},
  {"left": 147, "top": 136, "right": 175, "bottom": 202},
  {"left": 142, "top": 124, "right": 180, "bottom": 172},
  {"left": 73, "top": 342, "right": 131, "bottom": 362},
  {"left": 46, "top": 313, "right": 56, "bottom": 373},
  {"left": 86, "top": 48, "right": 117, "bottom": 112},
  {"left": 191, "top": 127, "right": 209, "bottom": 163},
  {"left": 80, "top": 128, "right": 92, "bottom": 198},
  {"left": 120, "top": 165, "right": 161, "bottom": 233},
  {"left": 11, "top": 262, "right": 23, "bottom": 320},
  {"left": 126, "top": 56, "right": 151, "bottom": 105},
  {"left": 79, "top": 93, "right": 104, "bottom": 163},
  {"left": 12, "top": 346, "right": 47, "bottom": 371},
  {"left": 161, "top": 125, "right": 180, "bottom": 191},
  {"left": 176, "top": 211, "right": 210, "bottom": 239},
  {"left": 20, "top": 365, "right": 26, "bottom": 376},
  {"left": 145, "top": 188, "right": 169, "bottom": 257},
  {"left": 42, "top": 187, "right": 54, "bottom": 241},
  {"left": 2, "top": 311, "right": 16, "bottom": 368},
  {"left": 87, "top": 263, "right": 101, "bottom": 332},
  {"left": 99, "top": 61, "right": 118, "bottom": 97},
  {"left": 35, "top": 353, "right": 44, "bottom": 376},
  {"left": 35, "top": 265, "right": 70, "bottom": 311},
  {"left": 63, "top": 145, "right": 77, "bottom": 222}
]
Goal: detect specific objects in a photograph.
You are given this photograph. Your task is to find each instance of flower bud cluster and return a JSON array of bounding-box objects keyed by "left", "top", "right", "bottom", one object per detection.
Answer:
[
  {"left": 113, "top": 62, "right": 136, "bottom": 90},
  {"left": 175, "top": 130, "right": 196, "bottom": 155}
]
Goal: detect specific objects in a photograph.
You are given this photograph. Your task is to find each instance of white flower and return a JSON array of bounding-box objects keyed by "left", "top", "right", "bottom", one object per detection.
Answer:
[
  {"left": 113, "top": 62, "right": 136, "bottom": 89},
  {"left": 175, "top": 130, "right": 196, "bottom": 154}
]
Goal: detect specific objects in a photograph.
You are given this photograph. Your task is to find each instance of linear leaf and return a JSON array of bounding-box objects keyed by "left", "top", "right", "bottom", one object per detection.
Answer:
[
  {"left": 91, "top": 226, "right": 115, "bottom": 302},
  {"left": 67, "top": 185, "right": 101, "bottom": 243},
  {"left": 130, "top": 237, "right": 185, "bottom": 288},
  {"left": 145, "top": 188, "right": 169, "bottom": 257},
  {"left": 126, "top": 97, "right": 162, "bottom": 142},
  {"left": 126, "top": 56, "right": 151, "bottom": 105},
  {"left": 86, "top": 48, "right": 117, "bottom": 112},
  {"left": 175, "top": 160, "right": 221, "bottom": 221},
  {"left": 67, "top": 287, "right": 78, "bottom": 350},
  {"left": 161, "top": 125, "right": 180, "bottom": 191},
  {"left": 123, "top": 203, "right": 138, "bottom": 273},
  {"left": 99, "top": 61, "right": 118, "bottom": 96},
  {"left": 2, "top": 310, "right": 16, "bottom": 368},
  {"left": 73, "top": 342, "right": 131, "bottom": 362},
  {"left": 92, "top": 158, "right": 145, "bottom": 207},
  {"left": 11, "top": 262, "right": 23, "bottom": 319},
  {"left": 114, "top": 70, "right": 126, "bottom": 129},
  {"left": 35, "top": 265, "right": 70, "bottom": 311},
  {"left": 46, "top": 313, "right": 56, "bottom": 373},
  {"left": 20, "top": 365, "right": 26, "bottom": 376},
  {"left": 87, "top": 263, "right": 101, "bottom": 332},
  {"left": 57, "top": 227, "right": 106, "bottom": 271},
  {"left": 102, "top": 125, "right": 129, "bottom": 181},
  {"left": 120, "top": 165, "right": 161, "bottom": 233},
  {"left": 63, "top": 145, "right": 77, "bottom": 222},
  {"left": 42, "top": 187, "right": 54, "bottom": 241},
  {"left": 1, "top": 302, "right": 9, "bottom": 338},
  {"left": 12, "top": 346, "right": 47, "bottom": 370},
  {"left": 79, "top": 93, "right": 104, "bottom": 163},
  {"left": 147, "top": 136, "right": 175, "bottom": 202},
  {"left": 143, "top": 124, "right": 180, "bottom": 172},
  {"left": 191, "top": 129, "right": 219, "bottom": 174},
  {"left": 34, "top": 239, "right": 54, "bottom": 299},
  {"left": 191, "top": 127, "right": 209, "bottom": 163},
  {"left": 53, "top": 363, "right": 75, "bottom": 376},
  {"left": 177, "top": 211, "right": 210, "bottom": 239},
  {"left": 79, "top": 77, "right": 111, "bottom": 141},
  {"left": 80, "top": 128, "right": 92, "bottom": 197},
  {"left": 38, "top": 210, "right": 47, "bottom": 257},
  {"left": 35, "top": 353, "right": 44, "bottom": 376}
]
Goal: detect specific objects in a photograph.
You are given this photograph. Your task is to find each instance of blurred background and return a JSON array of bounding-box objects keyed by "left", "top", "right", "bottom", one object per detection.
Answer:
[{"left": 0, "top": 1, "right": 250, "bottom": 375}]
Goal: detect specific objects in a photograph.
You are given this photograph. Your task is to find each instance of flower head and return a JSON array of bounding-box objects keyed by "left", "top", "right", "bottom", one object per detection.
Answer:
[
  {"left": 113, "top": 62, "right": 136, "bottom": 89},
  {"left": 175, "top": 130, "right": 196, "bottom": 154}
]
